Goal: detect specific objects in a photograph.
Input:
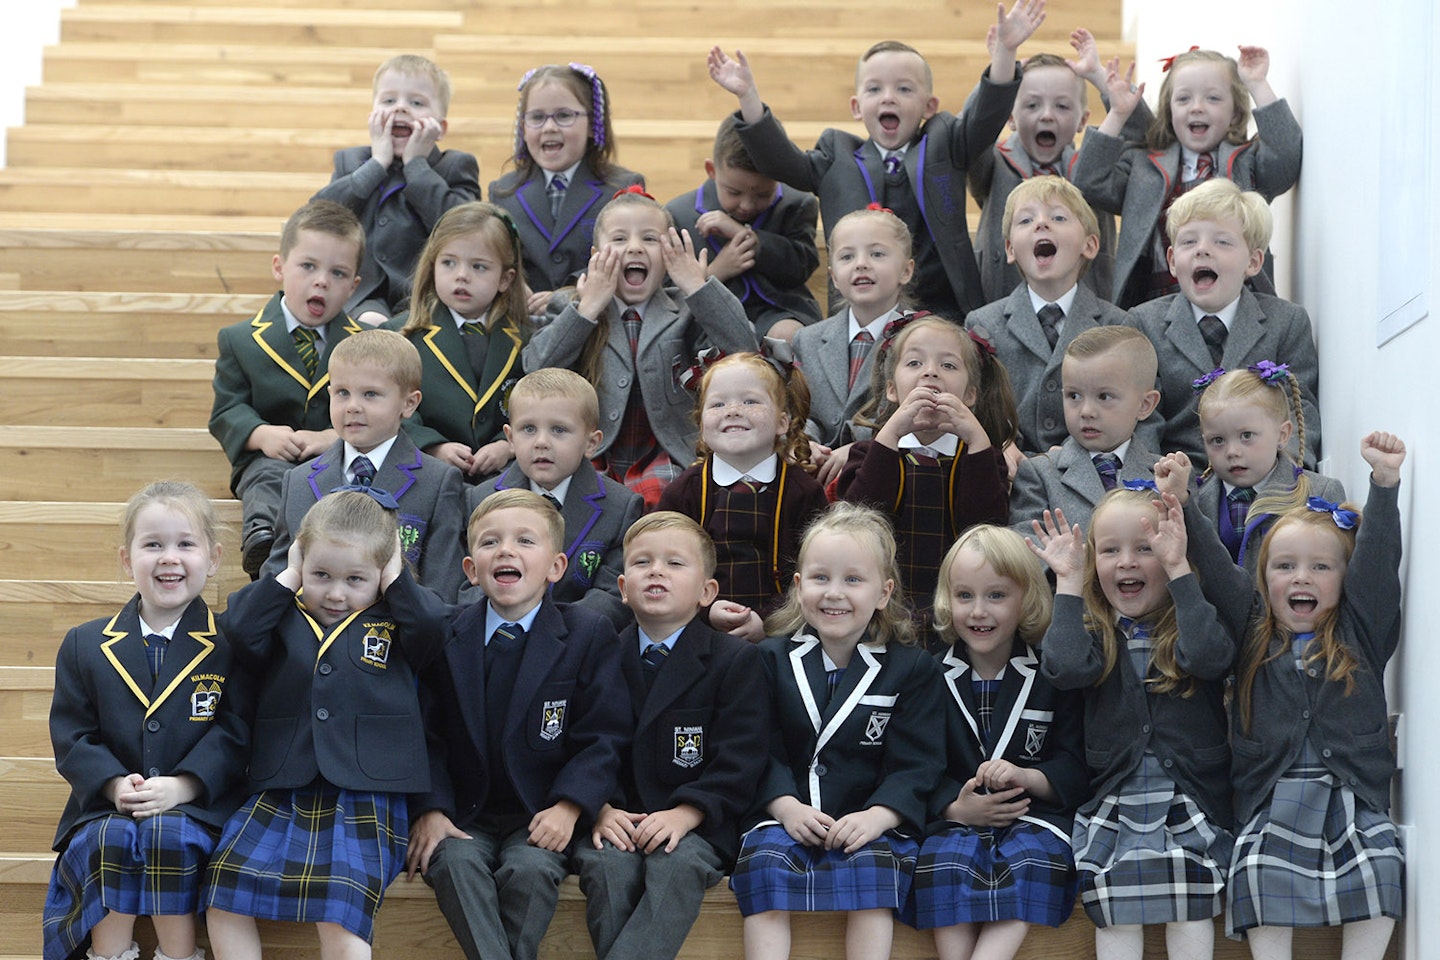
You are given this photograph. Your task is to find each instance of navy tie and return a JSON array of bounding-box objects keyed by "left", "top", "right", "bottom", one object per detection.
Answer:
[
  {"left": 143, "top": 633, "right": 168, "bottom": 682},
  {"left": 548, "top": 173, "right": 568, "bottom": 220},
  {"left": 1093, "top": 453, "right": 1120, "bottom": 491}
]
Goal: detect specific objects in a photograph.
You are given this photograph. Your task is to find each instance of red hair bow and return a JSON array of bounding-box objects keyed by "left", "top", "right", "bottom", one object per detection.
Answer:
[
  {"left": 1159, "top": 46, "right": 1200, "bottom": 72},
  {"left": 613, "top": 184, "right": 655, "bottom": 201},
  {"left": 877, "top": 310, "right": 931, "bottom": 352},
  {"left": 967, "top": 329, "right": 997, "bottom": 358},
  {"left": 865, "top": 202, "right": 895, "bottom": 215}
]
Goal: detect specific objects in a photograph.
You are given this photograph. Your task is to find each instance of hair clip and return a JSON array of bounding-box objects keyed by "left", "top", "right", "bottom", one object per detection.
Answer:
[
  {"left": 1122, "top": 478, "right": 1158, "bottom": 492},
  {"left": 967, "top": 328, "right": 997, "bottom": 359},
  {"left": 760, "top": 337, "right": 797, "bottom": 380},
  {"left": 332, "top": 484, "right": 400, "bottom": 510},
  {"left": 877, "top": 310, "right": 929, "bottom": 353},
  {"left": 678, "top": 347, "right": 727, "bottom": 392},
  {"left": 1159, "top": 45, "right": 1201, "bottom": 72},
  {"left": 568, "top": 62, "right": 607, "bottom": 150},
  {"left": 1191, "top": 366, "right": 1226, "bottom": 392},
  {"left": 1306, "top": 496, "right": 1358, "bottom": 530},
  {"left": 865, "top": 202, "right": 895, "bottom": 215},
  {"left": 516, "top": 67, "right": 539, "bottom": 91},
  {"left": 612, "top": 184, "right": 655, "bottom": 201},
  {"left": 1248, "top": 360, "right": 1290, "bottom": 385},
  {"left": 493, "top": 208, "right": 522, "bottom": 257}
]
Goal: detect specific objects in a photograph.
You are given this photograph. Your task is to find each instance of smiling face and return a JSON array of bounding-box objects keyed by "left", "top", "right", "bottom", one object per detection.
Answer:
[
  {"left": 300, "top": 537, "right": 383, "bottom": 627},
  {"left": 828, "top": 215, "right": 913, "bottom": 322},
  {"left": 1011, "top": 64, "right": 1088, "bottom": 165},
  {"left": 1264, "top": 521, "right": 1347, "bottom": 634},
  {"left": 1200, "top": 399, "right": 1291, "bottom": 488},
  {"left": 1167, "top": 215, "right": 1264, "bottom": 313},
  {"left": 463, "top": 506, "right": 567, "bottom": 621},
  {"left": 1167, "top": 60, "right": 1237, "bottom": 155},
  {"left": 521, "top": 79, "right": 590, "bottom": 173},
  {"left": 946, "top": 547, "right": 1023, "bottom": 675},
  {"left": 850, "top": 49, "right": 939, "bottom": 151},
  {"left": 121, "top": 503, "right": 221, "bottom": 630},
  {"left": 707, "top": 160, "right": 778, "bottom": 224},
  {"left": 595, "top": 202, "right": 669, "bottom": 305},
  {"left": 1061, "top": 350, "right": 1160, "bottom": 453},
  {"left": 327, "top": 359, "right": 421, "bottom": 454},
  {"left": 433, "top": 231, "right": 515, "bottom": 321},
  {"left": 1090, "top": 500, "right": 1170, "bottom": 619},
  {"left": 1006, "top": 196, "right": 1100, "bottom": 300},
  {"left": 619, "top": 528, "right": 720, "bottom": 639},
  {"left": 272, "top": 228, "right": 362, "bottom": 328},
  {"left": 795, "top": 530, "right": 895, "bottom": 649},
  {"left": 504, "top": 394, "right": 602, "bottom": 491},
  {"left": 700, "top": 364, "right": 789, "bottom": 473},
  {"left": 373, "top": 68, "right": 448, "bottom": 156}
]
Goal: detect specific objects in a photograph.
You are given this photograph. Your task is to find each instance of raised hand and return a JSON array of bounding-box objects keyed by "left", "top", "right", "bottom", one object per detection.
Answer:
[
  {"left": 576, "top": 246, "right": 621, "bottom": 321},
  {"left": 662, "top": 228, "right": 710, "bottom": 296},
  {"left": 1027, "top": 508, "right": 1085, "bottom": 580},
  {"left": 1152, "top": 451, "right": 1193, "bottom": 504},
  {"left": 994, "top": 0, "right": 1047, "bottom": 56},
  {"left": 1067, "top": 27, "right": 1101, "bottom": 81},
  {"left": 1360, "top": 431, "right": 1405, "bottom": 487},
  {"left": 1143, "top": 492, "right": 1190, "bottom": 579}
]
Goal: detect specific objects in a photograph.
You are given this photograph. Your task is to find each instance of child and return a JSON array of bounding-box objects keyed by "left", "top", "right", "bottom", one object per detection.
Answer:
[
  {"left": 204, "top": 490, "right": 448, "bottom": 960},
  {"left": 965, "top": 176, "right": 1129, "bottom": 455},
  {"left": 1030, "top": 489, "right": 1234, "bottom": 960},
  {"left": 314, "top": 54, "right": 481, "bottom": 326},
  {"left": 523, "top": 188, "right": 758, "bottom": 508},
  {"left": 398, "top": 201, "right": 530, "bottom": 481},
  {"left": 908, "top": 525, "right": 1086, "bottom": 960},
  {"left": 665, "top": 115, "right": 823, "bottom": 342},
  {"left": 1073, "top": 46, "right": 1302, "bottom": 307},
  {"left": 710, "top": 0, "right": 1045, "bottom": 319},
  {"left": 731, "top": 502, "right": 945, "bottom": 960},
  {"left": 209, "top": 199, "right": 364, "bottom": 578},
  {"left": 1192, "top": 364, "right": 1343, "bottom": 572},
  {"left": 838, "top": 316, "right": 1012, "bottom": 626},
  {"left": 490, "top": 63, "right": 646, "bottom": 314},
  {"left": 657, "top": 352, "right": 829, "bottom": 641},
  {"left": 1127, "top": 178, "right": 1320, "bottom": 467},
  {"left": 789, "top": 206, "right": 909, "bottom": 483},
  {"left": 45, "top": 482, "right": 247, "bottom": 960},
  {"left": 466, "top": 368, "right": 643, "bottom": 629},
  {"left": 261, "top": 329, "right": 467, "bottom": 601},
  {"left": 573, "top": 512, "right": 771, "bottom": 960},
  {"left": 1009, "top": 325, "right": 1162, "bottom": 539},
  {"left": 405, "top": 490, "right": 630, "bottom": 960},
  {"left": 1167, "top": 433, "right": 1406, "bottom": 958}
]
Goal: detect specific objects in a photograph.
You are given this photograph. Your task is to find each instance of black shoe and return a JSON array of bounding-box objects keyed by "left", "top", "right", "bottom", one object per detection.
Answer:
[{"left": 242, "top": 537, "right": 274, "bottom": 580}]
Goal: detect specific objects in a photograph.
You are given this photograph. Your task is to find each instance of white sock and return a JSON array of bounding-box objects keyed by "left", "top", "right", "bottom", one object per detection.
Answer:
[
  {"left": 1095, "top": 924, "right": 1145, "bottom": 960},
  {"left": 1341, "top": 917, "right": 1396, "bottom": 960},
  {"left": 1245, "top": 924, "right": 1292, "bottom": 960},
  {"left": 1165, "top": 919, "right": 1215, "bottom": 960},
  {"left": 87, "top": 943, "right": 140, "bottom": 960},
  {"left": 154, "top": 948, "right": 206, "bottom": 960}
]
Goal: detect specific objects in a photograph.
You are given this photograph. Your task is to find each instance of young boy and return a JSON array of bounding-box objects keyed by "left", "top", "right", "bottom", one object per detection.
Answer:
[
  {"left": 260, "top": 329, "right": 467, "bottom": 601},
  {"left": 314, "top": 54, "right": 480, "bottom": 326},
  {"left": 572, "top": 512, "right": 769, "bottom": 960},
  {"left": 464, "top": 369, "right": 643, "bottom": 629},
  {"left": 1008, "top": 325, "right": 1162, "bottom": 537},
  {"left": 709, "top": 0, "right": 1044, "bottom": 319},
  {"left": 406, "top": 490, "right": 630, "bottom": 960},
  {"left": 664, "top": 115, "right": 823, "bottom": 342},
  {"left": 965, "top": 176, "right": 1129, "bottom": 454},
  {"left": 1126, "top": 178, "right": 1319, "bottom": 467},
  {"left": 209, "top": 199, "right": 365, "bottom": 578}
]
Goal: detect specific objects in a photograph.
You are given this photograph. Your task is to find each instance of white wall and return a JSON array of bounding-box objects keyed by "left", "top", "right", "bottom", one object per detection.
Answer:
[{"left": 1, "top": 2, "right": 74, "bottom": 168}]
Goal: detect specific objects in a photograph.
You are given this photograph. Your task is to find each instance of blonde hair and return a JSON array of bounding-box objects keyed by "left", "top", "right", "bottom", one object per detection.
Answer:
[
  {"left": 1001, "top": 175, "right": 1101, "bottom": 244},
  {"left": 764, "top": 502, "right": 915, "bottom": 647},
  {"left": 932, "top": 525, "right": 1053, "bottom": 648},
  {"left": 297, "top": 490, "right": 397, "bottom": 569},
  {"left": 373, "top": 53, "right": 452, "bottom": 116},
  {"left": 1165, "top": 177, "right": 1273, "bottom": 251},
  {"left": 509, "top": 367, "right": 600, "bottom": 432},
  {"left": 467, "top": 488, "right": 565, "bottom": 554},
  {"left": 328, "top": 329, "right": 423, "bottom": 393},
  {"left": 403, "top": 202, "right": 529, "bottom": 339},
  {"left": 1197, "top": 366, "right": 1309, "bottom": 520},
  {"left": 1148, "top": 49, "right": 1251, "bottom": 152},
  {"left": 1063, "top": 325, "right": 1158, "bottom": 391},
  {"left": 624, "top": 511, "right": 717, "bottom": 578},
  {"left": 693, "top": 353, "right": 813, "bottom": 467},
  {"left": 856, "top": 40, "right": 933, "bottom": 94},
  {"left": 828, "top": 207, "right": 913, "bottom": 266},
  {"left": 278, "top": 199, "right": 365, "bottom": 267},
  {"left": 122, "top": 480, "right": 220, "bottom": 554}
]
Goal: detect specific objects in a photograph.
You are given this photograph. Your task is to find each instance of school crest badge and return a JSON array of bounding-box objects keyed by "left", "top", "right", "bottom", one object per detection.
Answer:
[
  {"left": 190, "top": 681, "right": 222, "bottom": 720},
  {"left": 1023, "top": 723, "right": 1048, "bottom": 759},
  {"left": 361, "top": 623, "right": 393, "bottom": 668},
  {"left": 862, "top": 711, "right": 891, "bottom": 745},
  {"left": 397, "top": 514, "right": 427, "bottom": 565},
  {"left": 574, "top": 546, "right": 604, "bottom": 585},
  {"left": 541, "top": 699, "right": 567, "bottom": 741},
  {"left": 673, "top": 726, "right": 704, "bottom": 768}
]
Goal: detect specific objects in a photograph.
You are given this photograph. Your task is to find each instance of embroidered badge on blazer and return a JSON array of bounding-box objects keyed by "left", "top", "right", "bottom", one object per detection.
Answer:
[
  {"left": 862, "top": 711, "right": 892, "bottom": 745},
  {"left": 398, "top": 515, "right": 427, "bottom": 565},
  {"left": 1019, "top": 709, "right": 1053, "bottom": 759},
  {"left": 361, "top": 622, "right": 395, "bottom": 668},
  {"left": 541, "top": 699, "right": 567, "bottom": 741},
  {"left": 673, "top": 726, "right": 704, "bottom": 768},
  {"left": 572, "top": 545, "right": 604, "bottom": 585},
  {"left": 189, "top": 674, "right": 223, "bottom": 720}
]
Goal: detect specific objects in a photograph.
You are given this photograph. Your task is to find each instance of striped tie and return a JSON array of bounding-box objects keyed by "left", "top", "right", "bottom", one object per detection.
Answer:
[
  {"left": 1194, "top": 152, "right": 1214, "bottom": 183},
  {"left": 1036, "top": 303, "right": 1063, "bottom": 349},
  {"left": 1199, "top": 315, "right": 1227, "bottom": 366},
  {"left": 848, "top": 330, "right": 874, "bottom": 390},
  {"left": 884, "top": 154, "right": 903, "bottom": 175},
  {"left": 1093, "top": 453, "right": 1120, "bottom": 491},
  {"left": 622, "top": 308, "right": 642, "bottom": 357},
  {"left": 642, "top": 642, "right": 670, "bottom": 669},
  {"left": 144, "top": 633, "right": 168, "bottom": 682},
  {"left": 548, "top": 173, "right": 568, "bottom": 220},
  {"left": 352, "top": 455, "right": 376, "bottom": 487},
  {"left": 293, "top": 326, "right": 319, "bottom": 378},
  {"left": 461, "top": 320, "right": 487, "bottom": 336}
]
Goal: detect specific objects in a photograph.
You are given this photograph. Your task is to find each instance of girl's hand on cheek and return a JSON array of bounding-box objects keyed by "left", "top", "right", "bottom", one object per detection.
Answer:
[
  {"left": 576, "top": 248, "right": 621, "bottom": 321},
  {"left": 662, "top": 228, "right": 709, "bottom": 296}
]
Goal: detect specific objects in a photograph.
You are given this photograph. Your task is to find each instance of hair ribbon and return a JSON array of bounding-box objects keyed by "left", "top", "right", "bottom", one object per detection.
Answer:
[
  {"left": 332, "top": 484, "right": 400, "bottom": 510},
  {"left": 760, "top": 337, "right": 798, "bottom": 380},
  {"left": 865, "top": 202, "right": 895, "bottom": 215},
  {"left": 1159, "top": 45, "right": 1201, "bottom": 72},
  {"left": 1248, "top": 360, "right": 1290, "bottom": 385},
  {"left": 567, "top": 62, "right": 608, "bottom": 149},
  {"left": 1305, "top": 496, "right": 1358, "bottom": 530},
  {"left": 678, "top": 347, "right": 727, "bottom": 392},
  {"left": 613, "top": 184, "right": 655, "bottom": 201},
  {"left": 1191, "top": 366, "right": 1226, "bottom": 392}
]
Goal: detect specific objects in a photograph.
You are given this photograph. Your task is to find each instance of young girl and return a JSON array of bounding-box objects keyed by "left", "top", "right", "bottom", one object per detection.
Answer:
[
  {"left": 1167, "top": 433, "right": 1406, "bottom": 960},
  {"left": 731, "top": 502, "right": 944, "bottom": 960},
  {"left": 1193, "top": 362, "right": 1344, "bottom": 571},
  {"left": 790, "top": 206, "right": 911, "bottom": 486},
  {"left": 908, "top": 526, "right": 1087, "bottom": 960},
  {"left": 657, "top": 351, "right": 829, "bottom": 641},
  {"left": 45, "top": 481, "right": 246, "bottom": 960},
  {"left": 489, "top": 63, "right": 645, "bottom": 313},
  {"left": 400, "top": 201, "right": 530, "bottom": 481},
  {"left": 1030, "top": 488, "right": 1234, "bottom": 960},
  {"left": 837, "top": 316, "right": 1014, "bottom": 627},
  {"left": 522, "top": 188, "right": 758, "bottom": 509},
  {"left": 1073, "top": 46, "right": 1302, "bottom": 307},
  {"left": 203, "top": 491, "right": 447, "bottom": 960}
]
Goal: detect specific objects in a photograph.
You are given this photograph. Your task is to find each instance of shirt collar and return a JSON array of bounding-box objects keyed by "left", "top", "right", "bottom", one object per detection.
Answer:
[
  {"left": 848, "top": 305, "right": 899, "bottom": 343},
  {"left": 530, "top": 474, "right": 573, "bottom": 504},
  {"left": 344, "top": 437, "right": 398, "bottom": 481},
  {"left": 897, "top": 432, "right": 959, "bottom": 456},
  {"left": 1180, "top": 145, "right": 1213, "bottom": 181},
  {"left": 449, "top": 305, "right": 490, "bottom": 330},
  {"left": 280, "top": 298, "right": 327, "bottom": 342},
  {"left": 485, "top": 600, "right": 543, "bottom": 645},
  {"left": 545, "top": 163, "right": 581, "bottom": 188},
  {"left": 612, "top": 297, "right": 650, "bottom": 321},
  {"left": 1223, "top": 460, "right": 1281, "bottom": 499},
  {"left": 879, "top": 143, "right": 910, "bottom": 162},
  {"left": 637, "top": 625, "right": 685, "bottom": 657},
  {"left": 137, "top": 615, "right": 178, "bottom": 640},
  {"left": 1093, "top": 438, "right": 1132, "bottom": 462},
  {"left": 1188, "top": 297, "right": 1241, "bottom": 328},
  {"left": 712, "top": 453, "right": 779, "bottom": 486},
  {"left": 1026, "top": 283, "right": 1080, "bottom": 318}
]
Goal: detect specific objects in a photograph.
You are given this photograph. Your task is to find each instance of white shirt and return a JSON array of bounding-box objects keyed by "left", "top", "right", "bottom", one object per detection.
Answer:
[
  {"left": 847, "top": 306, "right": 898, "bottom": 344},
  {"left": 1027, "top": 284, "right": 1080, "bottom": 337},
  {"left": 545, "top": 163, "right": 581, "bottom": 190},
  {"left": 449, "top": 306, "right": 491, "bottom": 330},
  {"left": 530, "top": 474, "right": 573, "bottom": 504},
  {"left": 898, "top": 432, "right": 960, "bottom": 458},
  {"left": 1189, "top": 297, "right": 1241, "bottom": 329},
  {"left": 344, "top": 437, "right": 398, "bottom": 483},
  {"left": 712, "top": 453, "right": 779, "bottom": 486},
  {"left": 137, "top": 617, "right": 179, "bottom": 640}
]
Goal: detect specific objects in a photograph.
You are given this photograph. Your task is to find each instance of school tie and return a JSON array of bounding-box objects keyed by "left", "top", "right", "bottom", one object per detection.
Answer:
[
  {"left": 622, "top": 308, "right": 642, "bottom": 358},
  {"left": 823, "top": 666, "right": 845, "bottom": 707},
  {"left": 883, "top": 154, "right": 903, "bottom": 175},
  {"left": 1093, "top": 452, "right": 1120, "bottom": 491},
  {"left": 461, "top": 320, "right": 487, "bottom": 336},
  {"left": 1034, "top": 161, "right": 1060, "bottom": 177},
  {"left": 351, "top": 455, "right": 376, "bottom": 487},
  {"left": 143, "top": 633, "right": 168, "bottom": 683},
  {"left": 847, "top": 330, "right": 874, "bottom": 391},
  {"left": 1036, "top": 303, "right": 1064, "bottom": 349},
  {"left": 729, "top": 476, "right": 762, "bottom": 494},
  {"left": 1194, "top": 152, "right": 1215, "bottom": 183},
  {"left": 548, "top": 173, "right": 568, "bottom": 220},
  {"left": 541, "top": 492, "right": 562, "bottom": 512},
  {"left": 492, "top": 622, "right": 524, "bottom": 650},
  {"left": 642, "top": 642, "right": 670, "bottom": 669},
  {"left": 1198, "top": 314, "right": 1227, "bottom": 366},
  {"left": 293, "top": 326, "right": 319, "bottom": 379},
  {"left": 1221, "top": 486, "right": 1255, "bottom": 557}
]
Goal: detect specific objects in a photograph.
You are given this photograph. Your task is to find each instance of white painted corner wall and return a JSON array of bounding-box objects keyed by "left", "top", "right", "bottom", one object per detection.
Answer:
[{"left": 0, "top": 2, "right": 75, "bottom": 168}]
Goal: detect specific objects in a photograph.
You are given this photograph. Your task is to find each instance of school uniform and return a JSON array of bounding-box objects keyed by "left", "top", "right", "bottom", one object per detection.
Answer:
[
  {"left": 1008, "top": 436, "right": 1161, "bottom": 539},
  {"left": 463, "top": 463, "right": 643, "bottom": 629},
  {"left": 1071, "top": 99, "right": 1303, "bottom": 308},
  {"left": 656, "top": 454, "right": 829, "bottom": 618},
  {"left": 573, "top": 620, "right": 770, "bottom": 960},
  {"left": 414, "top": 597, "right": 630, "bottom": 960},
  {"left": 1041, "top": 578, "right": 1235, "bottom": 927},
  {"left": 399, "top": 301, "right": 528, "bottom": 459},
  {"left": 1194, "top": 462, "right": 1346, "bottom": 575},
  {"left": 908, "top": 641, "right": 1087, "bottom": 930},
  {"left": 489, "top": 161, "right": 645, "bottom": 293},
  {"left": 964, "top": 283, "right": 1131, "bottom": 453},
  {"left": 261, "top": 431, "right": 468, "bottom": 602},
  {"left": 664, "top": 180, "right": 823, "bottom": 336},
  {"left": 790, "top": 307, "right": 888, "bottom": 448},
  {"left": 729, "top": 632, "right": 946, "bottom": 916},
  {"left": 204, "top": 568, "right": 448, "bottom": 942},
  {"left": 1127, "top": 288, "right": 1321, "bottom": 468},
  {"left": 314, "top": 145, "right": 481, "bottom": 317},
  {"left": 209, "top": 293, "right": 364, "bottom": 549},
  {"left": 45, "top": 597, "right": 248, "bottom": 960},
  {"left": 1185, "top": 480, "right": 1403, "bottom": 936},
  {"left": 734, "top": 66, "right": 1021, "bottom": 318}
]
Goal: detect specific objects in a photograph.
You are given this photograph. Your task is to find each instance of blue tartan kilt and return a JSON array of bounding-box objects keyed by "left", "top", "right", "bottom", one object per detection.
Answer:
[
  {"left": 202, "top": 782, "right": 407, "bottom": 943},
  {"left": 905, "top": 819, "right": 1077, "bottom": 930},
  {"left": 43, "top": 811, "right": 216, "bottom": 960},
  {"left": 729, "top": 822, "right": 919, "bottom": 916}
]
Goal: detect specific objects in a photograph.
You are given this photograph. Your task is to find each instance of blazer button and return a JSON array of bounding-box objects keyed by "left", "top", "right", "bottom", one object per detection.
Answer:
[
  {"left": 318, "top": 663, "right": 333, "bottom": 675},
  {"left": 1301, "top": 710, "right": 1310, "bottom": 719},
  {"left": 1044, "top": 379, "right": 1058, "bottom": 392},
  {"left": 1322, "top": 748, "right": 1333, "bottom": 758},
  {"left": 146, "top": 719, "right": 161, "bottom": 732},
  {"left": 378, "top": 252, "right": 388, "bottom": 262},
  {"left": 617, "top": 377, "right": 629, "bottom": 388},
  {"left": 378, "top": 216, "right": 389, "bottom": 226},
  {"left": 1141, "top": 724, "right": 1151, "bottom": 734},
  {"left": 1307, "top": 668, "right": 1318, "bottom": 677},
  {"left": 1161, "top": 758, "right": 1173, "bottom": 769},
  {"left": 1043, "top": 417, "right": 1056, "bottom": 431},
  {"left": 148, "top": 767, "right": 160, "bottom": 778},
  {"left": 609, "top": 412, "right": 620, "bottom": 421},
  {"left": 813, "top": 763, "right": 828, "bottom": 777},
  {"left": 316, "top": 708, "right": 330, "bottom": 721},
  {"left": 551, "top": 253, "right": 565, "bottom": 264}
]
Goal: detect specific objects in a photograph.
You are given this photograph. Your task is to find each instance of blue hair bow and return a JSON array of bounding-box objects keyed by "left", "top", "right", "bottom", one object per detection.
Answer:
[
  {"left": 1123, "top": 478, "right": 1158, "bottom": 492},
  {"left": 331, "top": 484, "right": 400, "bottom": 511},
  {"left": 1305, "top": 496, "right": 1357, "bottom": 530}
]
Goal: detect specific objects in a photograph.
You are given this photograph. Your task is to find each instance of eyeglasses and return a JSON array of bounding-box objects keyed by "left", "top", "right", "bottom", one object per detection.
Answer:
[{"left": 522, "top": 109, "right": 583, "bottom": 129}]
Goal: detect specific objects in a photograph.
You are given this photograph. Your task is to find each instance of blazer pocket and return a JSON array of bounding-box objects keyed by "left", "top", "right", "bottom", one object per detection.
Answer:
[
  {"left": 248, "top": 717, "right": 296, "bottom": 781},
  {"left": 1353, "top": 726, "right": 1390, "bottom": 749},
  {"left": 1231, "top": 735, "right": 1264, "bottom": 759},
  {"left": 526, "top": 680, "right": 577, "bottom": 751},
  {"left": 1085, "top": 746, "right": 1112, "bottom": 770},
  {"left": 657, "top": 707, "right": 710, "bottom": 786},
  {"left": 355, "top": 714, "right": 424, "bottom": 781},
  {"left": 1192, "top": 743, "right": 1230, "bottom": 766}
]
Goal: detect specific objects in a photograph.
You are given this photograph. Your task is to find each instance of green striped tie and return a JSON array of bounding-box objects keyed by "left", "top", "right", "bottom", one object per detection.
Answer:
[
  {"left": 461, "top": 321, "right": 488, "bottom": 336},
  {"left": 293, "top": 326, "right": 319, "bottom": 378}
]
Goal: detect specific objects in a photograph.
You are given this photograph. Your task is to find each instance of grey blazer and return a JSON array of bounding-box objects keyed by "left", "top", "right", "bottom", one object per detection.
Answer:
[
  {"left": 1193, "top": 463, "right": 1345, "bottom": 577},
  {"left": 1008, "top": 435, "right": 1160, "bottom": 539},
  {"left": 791, "top": 309, "right": 878, "bottom": 448}
]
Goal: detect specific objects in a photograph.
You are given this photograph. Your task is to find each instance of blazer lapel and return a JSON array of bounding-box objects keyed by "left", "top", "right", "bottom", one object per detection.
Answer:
[
  {"left": 1058, "top": 440, "right": 1106, "bottom": 506},
  {"left": 99, "top": 599, "right": 153, "bottom": 711},
  {"left": 553, "top": 167, "right": 606, "bottom": 253},
  {"left": 421, "top": 313, "right": 480, "bottom": 403},
  {"left": 815, "top": 641, "right": 884, "bottom": 755},
  {"left": 1007, "top": 288, "right": 1054, "bottom": 362},
  {"left": 940, "top": 647, "right": 982, "bottom": 745},
  {"left": 101, "top": 599, "right": 219, "bottom": 718},
  {"left": 376, "top": 432, "right": 424, "bottom": 501},
  {"left": 639, "top": 621, "right": 708, "bottom": 728},
  {"left": 1163, "top": 294, "right": 1215, "bottom": 374},
  {"left": 305, "top": 443, "right": 345, "bottom": 502},
  {"left": 561, "top": 468, "right": 606, "bottom": 565},
  {"left": 986, "top": 647, "right": 1039, "bottom": 762},
  {"left": 251, "top": 305, "right": 314, "bottom": 395},
  {"left": 446, "top": 602, "right": 493, "bottom": 751},
  {"left": 813, "top": 321, "right": 853, "bottom": 410},
  {"left": 1222, "top": 290, "right": 1266, "bottom": 366}
]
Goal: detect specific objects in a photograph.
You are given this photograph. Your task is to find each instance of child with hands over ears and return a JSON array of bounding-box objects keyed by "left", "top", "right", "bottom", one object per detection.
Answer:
[
  {"left": 906, "top": 526, "right": 1087, "bottom": 960},
  {"left": 45, "top": 482, "right": 248, "bottom": 960},
  {"left": 731, "top": 503, "right": 945, "bottom": 960},
  {"left": 1157, "top": 433, "right": 1406, "bottom": 958},
  {"left": 1030, "top": 488, "right": 1234, "bottom": 960},
  {"left": 658, "top": 352, "right": 828, "bottom": 641}
]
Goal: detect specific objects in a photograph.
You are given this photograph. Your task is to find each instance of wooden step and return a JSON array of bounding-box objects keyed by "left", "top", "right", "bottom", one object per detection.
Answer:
[
  {"left": 0, "top": 225, "right": 275, "bottom": 294},
  {"left": 0, "top": 427, "right": 231, "bottom": 501},
  {"left": 0, "top": 759, "right": 66, "bottom": 851},
  {"left": 0, "top": 666, "right": 57, "bottom": 759},
  {"left": 0, "top": 167, "right": 323, "bottom": 218},
  {"left": 0, "top": 357, "right": 215, "bottom": 429},
  {"left": 59, "top": 5, "right": 463, "bottom": 47},
  {"left": 0, "top": 292, "right": 264, "bottom": 357}
]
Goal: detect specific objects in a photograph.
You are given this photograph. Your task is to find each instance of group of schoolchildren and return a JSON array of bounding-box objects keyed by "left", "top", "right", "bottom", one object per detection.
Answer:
[{"left": 46, "top": 3, "right": 1409, "bottom": 960}]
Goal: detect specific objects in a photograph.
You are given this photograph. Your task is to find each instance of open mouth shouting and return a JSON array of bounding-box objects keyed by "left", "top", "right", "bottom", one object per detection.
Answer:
[
  {"left": 878, "top": 111, "right": 901, "bottom": 137},
  {"left": 622, "top": 259, "right": 650, "bottom": 291},
  {"left": 1190, "top": 266, "right": 1218, "bottom": 292},
  {"left": 304, "top": 295, "right": 328, "bottom": 319},
  {"left": 1033, "top": 238, "right": 1057, "bottom": 267}
]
